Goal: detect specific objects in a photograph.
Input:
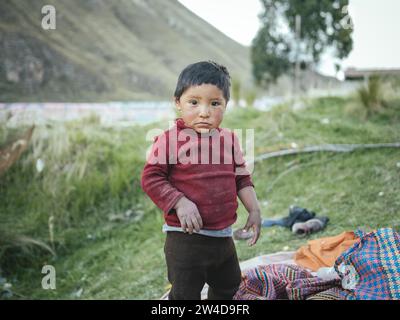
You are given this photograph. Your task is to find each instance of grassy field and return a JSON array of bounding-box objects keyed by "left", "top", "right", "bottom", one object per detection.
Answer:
[{"left": 0, "top": 94, "right": 399, "bottom": 299}]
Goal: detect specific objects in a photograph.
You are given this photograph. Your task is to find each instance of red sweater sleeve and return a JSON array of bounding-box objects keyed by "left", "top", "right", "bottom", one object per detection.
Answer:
[
  {"left": 141, "top": 134, "right": 185, "bottom": 214},
  {"left": 232, "top": 132, "right": 254, "bottom": 192}
]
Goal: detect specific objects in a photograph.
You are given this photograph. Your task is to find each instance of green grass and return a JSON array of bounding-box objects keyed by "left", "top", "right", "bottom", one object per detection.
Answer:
[{"left": 1, "top": 95, "right": 399, "bottom": 299}]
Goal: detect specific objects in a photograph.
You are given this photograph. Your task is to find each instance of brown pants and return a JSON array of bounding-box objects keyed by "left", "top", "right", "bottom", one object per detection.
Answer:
[{"left": 164, "top": 231, "right": 242, "bottom": 300}]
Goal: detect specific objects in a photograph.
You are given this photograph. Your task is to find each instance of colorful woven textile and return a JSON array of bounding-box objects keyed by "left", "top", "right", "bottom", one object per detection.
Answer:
[
  {"left": 233, "top": 264, "right": 340, "bottom": 300},
  {"left": 334, "top": 228, "right": 400, "bottom": 300},
  {"left": 306, "top": 287, "right": 344, "bottom": 300}
]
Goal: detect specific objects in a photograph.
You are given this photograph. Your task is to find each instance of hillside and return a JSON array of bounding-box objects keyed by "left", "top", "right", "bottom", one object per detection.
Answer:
[{"left": 0, "top": 0, "right": 251, "bottom": 102}]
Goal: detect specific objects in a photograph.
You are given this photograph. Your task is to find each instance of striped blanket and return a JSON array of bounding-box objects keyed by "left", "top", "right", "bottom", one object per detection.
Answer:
[
  {"left": 233, "top": 228, "right": 399, "bottom": 300},
  {"left": 233, "top": 263, "right": 340, "bottom": 300},
  {"left": 334, "top": 228, "right": 400, "bottom": 300}
]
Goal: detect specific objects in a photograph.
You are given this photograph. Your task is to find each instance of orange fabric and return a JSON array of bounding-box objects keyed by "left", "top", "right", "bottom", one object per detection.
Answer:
[{"left": 294, "top": 231, "right": 359, "bottom": 271}]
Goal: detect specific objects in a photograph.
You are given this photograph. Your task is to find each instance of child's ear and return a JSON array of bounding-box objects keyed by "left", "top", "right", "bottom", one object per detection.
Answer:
[{"left": 174, "top": 97, "right": 181, "bottom": 111}]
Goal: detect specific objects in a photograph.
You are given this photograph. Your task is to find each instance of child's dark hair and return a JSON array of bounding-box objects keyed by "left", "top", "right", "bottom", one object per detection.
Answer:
[{"left": 174, "top": 61, "right": 231, "bottom": 102}]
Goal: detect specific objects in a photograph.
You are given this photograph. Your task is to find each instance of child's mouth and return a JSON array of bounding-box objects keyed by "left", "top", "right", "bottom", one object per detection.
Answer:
[{"left": 196, "top": 122, "right": 211, "bottom": 126}]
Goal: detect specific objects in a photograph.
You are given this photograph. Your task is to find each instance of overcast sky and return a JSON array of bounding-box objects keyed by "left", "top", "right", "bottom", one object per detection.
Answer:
[{"left": 178, "top": 0, "right": 400, "bottom": 78}]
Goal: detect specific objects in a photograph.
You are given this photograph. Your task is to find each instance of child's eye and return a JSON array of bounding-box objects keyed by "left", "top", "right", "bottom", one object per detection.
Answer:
[
  {"left": 189, "top": 100, "right": 198, "bottom": 106},
  {"left": 211, "top": 101, "right": 221, "bottom": 107}
]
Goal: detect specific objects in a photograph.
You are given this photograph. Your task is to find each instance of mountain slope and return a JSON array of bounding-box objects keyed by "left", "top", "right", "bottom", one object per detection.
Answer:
[{"left": 0, "top": 0, "right": 251, "bottom": 102}]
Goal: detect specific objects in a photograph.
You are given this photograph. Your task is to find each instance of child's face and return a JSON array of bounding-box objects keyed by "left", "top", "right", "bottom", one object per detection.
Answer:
[{"left": 175, "top": 84, "right": 227, "bottom": 133}]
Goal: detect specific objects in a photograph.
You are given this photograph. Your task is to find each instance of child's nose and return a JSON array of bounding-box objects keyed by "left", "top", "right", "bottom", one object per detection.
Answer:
[{"left": 198, "top": 104, "right": 210, "bottom": 117}]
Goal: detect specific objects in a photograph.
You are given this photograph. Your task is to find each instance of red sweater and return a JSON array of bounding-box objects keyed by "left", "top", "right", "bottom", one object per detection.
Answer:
[{"left": 141, "top": 118, "right": 254, "bottom": 230}]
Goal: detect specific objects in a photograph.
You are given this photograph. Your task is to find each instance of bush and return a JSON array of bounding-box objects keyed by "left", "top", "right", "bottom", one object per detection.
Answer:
[
  {"left": 244, "top": 89, "right": 257, "bottom": 107},
  {"left": 357, "top": 76, "right": 385, "bottom": 117},
  {"left": 232, "top": 78, "right": 241, "bottom": 107}
]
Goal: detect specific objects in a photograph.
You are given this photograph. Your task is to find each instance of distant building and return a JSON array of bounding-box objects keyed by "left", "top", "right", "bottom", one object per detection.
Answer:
[{"left": 345, "top": 67, "right": 400, "bottom": 81}]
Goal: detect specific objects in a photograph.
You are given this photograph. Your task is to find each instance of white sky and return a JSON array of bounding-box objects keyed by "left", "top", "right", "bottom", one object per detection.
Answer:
[{"left": 178, "top": 0, "right": 400, "bottom": 77}]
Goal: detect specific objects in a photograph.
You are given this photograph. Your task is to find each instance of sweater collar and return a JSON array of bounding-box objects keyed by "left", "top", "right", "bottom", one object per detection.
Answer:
[{"left": 175, "top": 118, "right": 190, "bottom": 130}]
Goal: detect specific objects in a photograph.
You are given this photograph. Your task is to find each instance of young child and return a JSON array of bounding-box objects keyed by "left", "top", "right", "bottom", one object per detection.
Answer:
[{"left": 141, "top": 61, "right": 261, "bottom": 300}]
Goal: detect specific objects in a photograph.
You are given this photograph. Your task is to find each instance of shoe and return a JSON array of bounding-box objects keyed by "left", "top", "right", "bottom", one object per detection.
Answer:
[
  {"left": 283, "top": 206, "right": 316, "bottom": 228},
  {"left": 292, "top": 217, "right": 329, "bottom": 235}
]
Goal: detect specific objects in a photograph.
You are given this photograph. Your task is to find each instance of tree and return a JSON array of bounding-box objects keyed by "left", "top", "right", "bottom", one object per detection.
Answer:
[{"left": 252, "top": 0, "right": 354, "bottom": 87}]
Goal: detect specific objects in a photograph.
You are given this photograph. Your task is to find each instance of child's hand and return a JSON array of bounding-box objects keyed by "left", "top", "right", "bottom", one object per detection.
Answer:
[
  {"left": 243, "top": 210, "right": 261, "bottom": 246},
  {"left": 174, "top": 196, "right": 203, "bottom": 234}
]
